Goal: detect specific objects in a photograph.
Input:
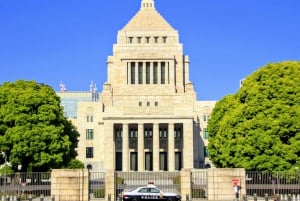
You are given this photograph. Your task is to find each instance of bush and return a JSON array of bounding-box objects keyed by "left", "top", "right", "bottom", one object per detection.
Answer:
[
  {"left": 192, "top": 189, "right": 206, "bottom": 198},
  {"left": 93, "top": 189, "right": 105, "bottom": 198}
]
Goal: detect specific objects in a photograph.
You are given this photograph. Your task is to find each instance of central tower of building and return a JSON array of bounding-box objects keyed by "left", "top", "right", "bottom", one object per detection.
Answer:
[{"left": 100, "top": 0, "right": 198, "bottom": 171}]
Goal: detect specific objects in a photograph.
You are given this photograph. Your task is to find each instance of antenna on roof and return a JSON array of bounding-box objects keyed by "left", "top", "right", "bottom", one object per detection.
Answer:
[
  {"left": 59, "top": 81, "right": 67, "bottom": 92},
  {"left": 90, "top": 80, "right": 97, "bottom": 92}
]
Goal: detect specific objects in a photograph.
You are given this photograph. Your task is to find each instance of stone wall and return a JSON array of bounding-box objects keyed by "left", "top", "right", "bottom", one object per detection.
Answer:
[{"left": 51, "top": 169, "right": 89, "bottom": 201}]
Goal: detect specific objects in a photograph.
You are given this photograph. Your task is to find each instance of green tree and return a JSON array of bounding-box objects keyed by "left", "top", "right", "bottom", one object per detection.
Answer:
[
  {"left": 0, "top": 80, "right": 80, "bottom": 172},
  {"left": 208, "top": 61, "right": 300, "bottom": 171}
]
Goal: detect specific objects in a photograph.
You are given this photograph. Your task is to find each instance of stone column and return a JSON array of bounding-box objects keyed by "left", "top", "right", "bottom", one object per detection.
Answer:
[
  {"left": 168, "top": 123, "right": 175, "bottom": 171},
  {"left": 104, "top": 121, "right": 114, "bottom": 170},
  {"left": 180, "top": 169, "right": 192, "bottom": 201},
  {"left": 127, "top": 62, "right": 131, "bottom": 84},
  {"left": 170, "top": 59, "right": 175, "bottom": 86},
  {"left": 183, "top": 120, "right": 194, "bottom": 168},
  {"left": 138, "top": 123, "right": 144, "bottom": 171},
  {"left": 51, "top": 169, "right": 89, "bottom": 201},
  {"left": 122, "top": 124, "right": 129, "bottom": 171},
  {"left": 153, "top": 123, "right": 159, "bottom": 171}
]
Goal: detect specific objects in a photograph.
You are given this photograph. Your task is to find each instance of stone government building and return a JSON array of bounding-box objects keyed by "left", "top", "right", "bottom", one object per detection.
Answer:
[{"left": 57, "top": 0, "right": 216, "bottom": 172}]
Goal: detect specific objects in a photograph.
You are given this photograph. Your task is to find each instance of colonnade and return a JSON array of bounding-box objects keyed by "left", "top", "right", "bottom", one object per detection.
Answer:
[
  {"left": 126, "top": 60, "right": 176, "bottom": 85},
  {"left": 115, "top": 122, "right": 183, "bottom": 172}
]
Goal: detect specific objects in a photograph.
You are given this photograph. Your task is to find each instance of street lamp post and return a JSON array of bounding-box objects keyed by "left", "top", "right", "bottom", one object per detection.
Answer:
[{"left": 1, "top": 151, "right": 7, "bottom": 200}]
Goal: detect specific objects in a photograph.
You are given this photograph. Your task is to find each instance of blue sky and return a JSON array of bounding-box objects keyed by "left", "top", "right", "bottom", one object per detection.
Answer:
[{"left": 1, "top": 0, "right": 299, "bottom": 100}]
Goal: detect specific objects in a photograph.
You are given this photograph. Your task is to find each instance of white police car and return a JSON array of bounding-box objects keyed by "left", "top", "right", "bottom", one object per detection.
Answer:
[{"left": 122, "top": 183, "right": 181, "bottom": 201}]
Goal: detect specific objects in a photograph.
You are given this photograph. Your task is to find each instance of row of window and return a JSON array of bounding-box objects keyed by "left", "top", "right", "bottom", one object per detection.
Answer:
[
  {"left": 128, "top": 36, "right": 167, "bottom": 44},
  {"left": 129, "top": 61, "right": 168, "bottom": 85},
  {"left": 203, "top": 115, "right": 210, "bottom": 121},
  {"left": 139, "top": 101, "right": 158, "bottom": 107},
  {"left": 86, "top": 127, "right": 206, "bottom": 140},
  {"left": 114, "top": 127, "right": 182, "bottom": 139}
]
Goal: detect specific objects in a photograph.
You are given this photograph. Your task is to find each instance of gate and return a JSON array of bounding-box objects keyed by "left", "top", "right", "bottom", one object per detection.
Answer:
[
  {"left": 115, "top": 172, "right": 181, "bottom": 199},
  {"left": 89, "top": 171, "right": 106, "bottom": 200},
  {"left": 191, "top": 170, "right": 208, "bottom": 200}
]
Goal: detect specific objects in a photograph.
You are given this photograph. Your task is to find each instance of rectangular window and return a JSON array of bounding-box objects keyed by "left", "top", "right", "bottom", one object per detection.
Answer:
[
  {"left": 174, "top": 128, "right": 182, "bottom": 138},
  {"left": 131, "top": 62, "right": 135, "bottom": 84},
  {"left": 204, "top": 115, "right": 210, "bottom": 121},
  {"left": 130, "top": 152, "right": 138, "bottom": 171},
  {"left": 162, "top": 36, "right": 167, "bottom": 43},
  {"left": 153, "top": 62, "right": 158, "bottom": 84},
  {"left": 147, "top": 101, "right": 150, "bottom": 106},
  {"left": 137, "top": 37, "right": 142, "bottom": 43},
  {"left": 145, "top": 37, "right": 150, "bottom": 44},
  {"left": 86, "top": 129, "right": 94, "bottom": 140},
  {"left": 86, "top": 147, "right": 94, "bottom": 158},
  {"left": 144, "top": 128, "right": 153, "bottom": 138},
  {"left": 115, "top": 152, "right": 122, "bottom": 171},
  {"left": 86, "top": 115, "right": 93, "bottom": 122},
  {"left": 204, "top": 146, "right": 209, "bottom": 157},
  {"left": 115, "top": 128, "right": 123, "bottom": 138},
  {"left": 203, "top": 128, "right": 209, "bottom": 139},
  {"left": 138, "top": 62, "right": 143, "bottom": 84},
  {"left": 128, "top": 37, "right": 133, "bottom": 44},
  {"left": 130, "top": 128, "right": 138, "bottom": 138},
  {"left": 146, "top": 62, "right": 150, "bottom": 84},
  {"left": 159, "top": 152, "right": 167, "bottom": 171},
  {"left": 154, "top": 36, "right": 159, "bottom": 43},
  {"left": 159, "top": 128, "right": 167, "bottom": 138},
  {"left": 161, "top": 62, "right": 165, "bottom": 84},
  {"left": 139, "top": 101, "right": 142, "bottom": 106},
  {"left": 155, "top": 102, "right": 158, "bottom": 106},
  {"left": 175, "top": 152, "right": 182, "bottom": 170},
  {"left": 145, "top": 152, "right": 153, "bottom": 171}
]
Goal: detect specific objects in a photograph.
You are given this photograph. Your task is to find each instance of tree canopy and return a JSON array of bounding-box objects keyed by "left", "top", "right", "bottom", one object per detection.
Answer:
[
  {"left": 207, "top": 61, "right": 300, "bottom": 171},
  {"left": 0, "top": 80, "right": 80, "bottom": 172}
]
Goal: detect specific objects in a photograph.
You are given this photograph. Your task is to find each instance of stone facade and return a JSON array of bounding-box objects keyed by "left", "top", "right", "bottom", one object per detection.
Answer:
[{"left": 57, "top": 0, "right": 216, "bottom": 172}]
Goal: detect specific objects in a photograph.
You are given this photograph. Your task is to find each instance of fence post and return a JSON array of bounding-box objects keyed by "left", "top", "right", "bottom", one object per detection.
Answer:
[
  {"left": 28, "top": 194, "right": 32, "bottom": 201},
  {"left": 254, "top": 194, "right": 257, "bottom": 201},
  {"left": 287, "top": 194, "right": 291, "bottom": 201},
  {"left": 243, "top": 194, "right": 247, "bottom": 201},
  {"left": 186, "top": 193, "right": 190, "bottom": 201},
  {"left": 265, "top": 194, "right": 269, "bottom": 201},
  {"left": 51, "top": 195, "right": 55, "bottom": 201},
  {"left": 276, "top": 194, "right": 280, "bottom": 201},
  {"left": 40, "top": 194, "right": 44, "bottom": 201},
  {"left": 108, "top": 194, "right": 111, "bottom": 201}
]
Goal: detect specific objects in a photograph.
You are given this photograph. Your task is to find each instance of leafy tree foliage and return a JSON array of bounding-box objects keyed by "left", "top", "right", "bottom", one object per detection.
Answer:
[
  {"left": 0, "top": 80, "right": 80, "bottom": 172},
  {"left": 208, "top": 61, "right": 300, "bottom": 171}
]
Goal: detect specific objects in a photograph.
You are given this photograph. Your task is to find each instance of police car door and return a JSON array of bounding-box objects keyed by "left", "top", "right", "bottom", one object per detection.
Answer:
[
  {"left": 139, "top": 187, "right": 149, "bottom": 200},
  {"left": 149, "top": 187, "right": 161, "bottom": 200}
]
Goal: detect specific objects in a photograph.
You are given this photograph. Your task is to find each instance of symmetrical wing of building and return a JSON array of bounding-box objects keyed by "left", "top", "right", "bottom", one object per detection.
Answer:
[{"left": 57, "top": 0, "right": 216, "bottom": 171}]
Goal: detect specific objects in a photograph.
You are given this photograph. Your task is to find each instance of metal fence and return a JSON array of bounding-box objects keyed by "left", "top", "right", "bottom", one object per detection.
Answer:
[
  {"left": 191, "top": 170, "right": 207, "bottom": 199},
  {"left": 1, "top": 170, "right": 299, "bottom": 201},
  {"left": 246, "top": 171, "right": 300, "bottom": 199},
  {"left": 0, "top": 172, "right": 51, "bottom": 201},
  {"left": 89, "top": 171, "right": 105, "bottom": 200}
]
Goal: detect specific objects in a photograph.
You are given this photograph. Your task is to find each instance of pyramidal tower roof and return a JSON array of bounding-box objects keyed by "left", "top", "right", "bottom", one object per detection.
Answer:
[{"left": 121, "top": 0, "right": 175, "bottom": 32}]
